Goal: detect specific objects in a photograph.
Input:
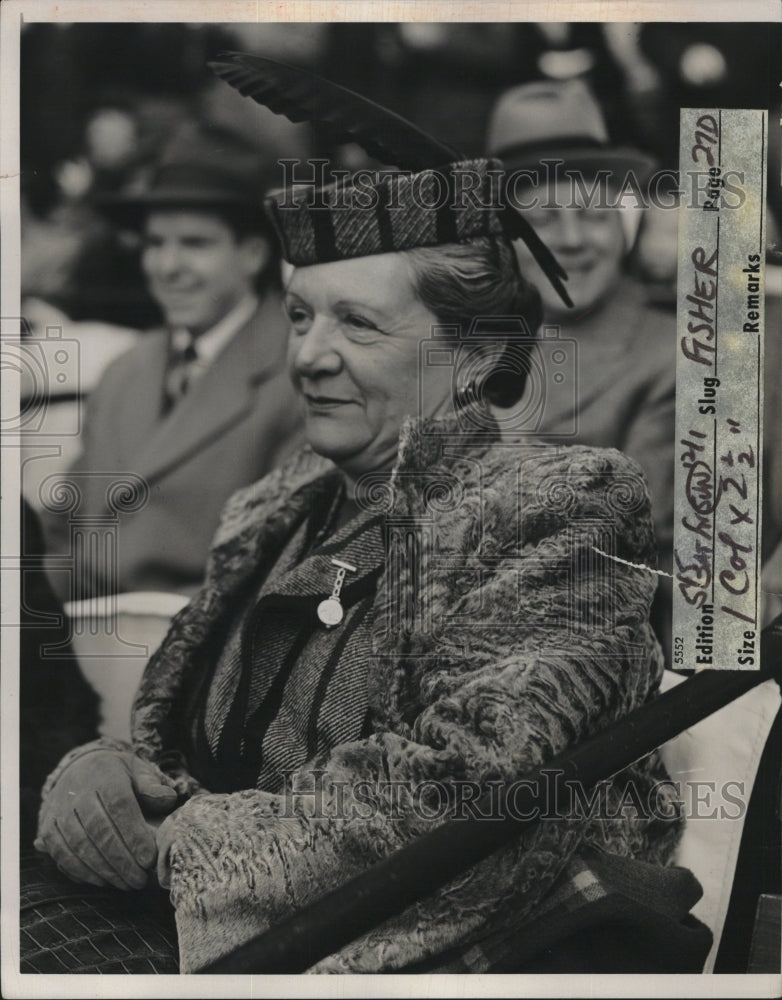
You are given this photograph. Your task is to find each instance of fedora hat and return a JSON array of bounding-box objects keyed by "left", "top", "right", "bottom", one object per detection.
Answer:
[
  {"left": 486, "top": 79, "right": 656, "bottom": 182},
  {"left": 95, "top": 121, "right": 273, "bottom": 227}
]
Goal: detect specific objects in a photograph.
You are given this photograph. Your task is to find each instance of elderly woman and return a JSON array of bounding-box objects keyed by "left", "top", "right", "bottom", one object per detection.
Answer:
[{"left": 31, "top": 159, "right": 702, "bottom": 975}]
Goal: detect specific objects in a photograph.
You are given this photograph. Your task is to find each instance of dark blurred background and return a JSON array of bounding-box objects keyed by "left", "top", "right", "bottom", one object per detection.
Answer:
[{"left": 19, "top": 20, "right": 782, "bottom": 329}]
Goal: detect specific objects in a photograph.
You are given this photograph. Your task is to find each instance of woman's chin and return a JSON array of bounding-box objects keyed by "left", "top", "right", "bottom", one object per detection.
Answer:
[
  {"left": 305, "top": 430, "right": 367, "bottom": 467},
  {"left": 305, "top": 432, "right": 399, "bottom": 481}
]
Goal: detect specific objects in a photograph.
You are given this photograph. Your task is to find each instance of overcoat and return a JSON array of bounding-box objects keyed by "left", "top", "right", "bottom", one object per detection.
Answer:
[{"left": 42, "top": 408, "right": 684, "bottom": 971}]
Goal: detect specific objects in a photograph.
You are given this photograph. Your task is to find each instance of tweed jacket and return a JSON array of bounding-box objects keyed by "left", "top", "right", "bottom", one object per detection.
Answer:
[{"left": 43, "top": 408, "right": 682, "bottom": 972}]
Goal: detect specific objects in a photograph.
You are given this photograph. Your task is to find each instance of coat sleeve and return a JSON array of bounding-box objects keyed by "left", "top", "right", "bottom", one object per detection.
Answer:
[{"left": 158, "top": 447, "right": 670, "bottom": 973}]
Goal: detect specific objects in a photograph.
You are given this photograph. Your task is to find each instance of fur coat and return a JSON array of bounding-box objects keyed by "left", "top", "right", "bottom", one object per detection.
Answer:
[{"left": 44, "top": 410, "right": 683, "bottom": 972}]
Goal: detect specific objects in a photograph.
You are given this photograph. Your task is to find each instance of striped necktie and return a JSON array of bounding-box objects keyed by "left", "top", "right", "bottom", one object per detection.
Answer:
[{"left": 163, "top": 330, "right": 198, "bottom": 414}]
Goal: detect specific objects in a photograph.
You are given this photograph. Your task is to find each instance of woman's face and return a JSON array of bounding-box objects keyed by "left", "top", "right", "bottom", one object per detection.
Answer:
[{"left": 284, "top": 253, "right": 452, "bottom": 480}]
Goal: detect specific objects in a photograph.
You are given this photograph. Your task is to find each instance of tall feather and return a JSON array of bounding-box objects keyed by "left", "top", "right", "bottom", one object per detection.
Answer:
[
  {"left": 209, "top": 52, "right": 572, "bottom": 306},
  {"left": 499, "top": 181, "right": 572, "bottom": 307},
  {"left": 208, "top": 52, "right": 460, "bottom": 172}
]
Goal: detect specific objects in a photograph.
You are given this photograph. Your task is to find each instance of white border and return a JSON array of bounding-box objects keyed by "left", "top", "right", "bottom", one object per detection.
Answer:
[{"left": 7, "top": 0, "right": 782, "bottom": 24}]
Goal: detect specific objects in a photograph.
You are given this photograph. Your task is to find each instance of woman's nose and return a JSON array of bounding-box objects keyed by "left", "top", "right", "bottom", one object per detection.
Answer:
[{"left": 291, "top": 317, "right": 342, "bottom": 376}]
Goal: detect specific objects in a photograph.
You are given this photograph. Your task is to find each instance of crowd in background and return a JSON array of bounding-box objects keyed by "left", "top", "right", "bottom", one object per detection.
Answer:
[
  {"left": 15, "top": 19, "right": 782, "bottom": 595},
  {"left": 20, "top": 21, "right": 782, "bottom": 329},
  {"left": 18, "top": 19, "right": 782, "bottom": 620}
]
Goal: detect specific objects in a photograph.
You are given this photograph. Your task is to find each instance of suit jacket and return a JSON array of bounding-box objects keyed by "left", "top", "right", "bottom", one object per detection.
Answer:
[
  {"left": 42, "top": 294, "right": 304, "bottom": 600},
  {"left": 77, "top": 409, "right": 679, "bottom": 972}
]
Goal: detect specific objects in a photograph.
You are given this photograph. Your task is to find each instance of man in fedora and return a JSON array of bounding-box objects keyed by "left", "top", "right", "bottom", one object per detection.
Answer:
[
  {"left": 486, "top": 79, "right": 676, "bottom": 659},
  {"left": 41, "top": 122, "right": 303, "bottom": 601}
]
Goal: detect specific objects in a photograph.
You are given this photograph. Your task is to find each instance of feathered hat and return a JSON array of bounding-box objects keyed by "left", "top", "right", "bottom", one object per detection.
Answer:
[{"left": 209, "top": 53, "right": 572, "bottom": 307}]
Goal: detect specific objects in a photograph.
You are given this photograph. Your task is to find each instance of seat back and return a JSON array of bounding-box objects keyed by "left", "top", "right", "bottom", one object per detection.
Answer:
[
  {"left": 63, "top": 591, "right": 190, "bottom": 740},
  {"left": 658, "top": 670, "right": 781, "bottom": 971}
]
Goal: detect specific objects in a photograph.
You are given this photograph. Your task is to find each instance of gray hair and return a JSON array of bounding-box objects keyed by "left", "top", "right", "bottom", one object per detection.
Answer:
[{"left": 404, "top": 237, "right": 543, "bottom": 407}]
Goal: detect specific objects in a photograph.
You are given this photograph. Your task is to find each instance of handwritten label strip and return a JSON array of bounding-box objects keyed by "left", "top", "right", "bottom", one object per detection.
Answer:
[{"left": 673, "top": 108, "right": 766, "bottom": 671}]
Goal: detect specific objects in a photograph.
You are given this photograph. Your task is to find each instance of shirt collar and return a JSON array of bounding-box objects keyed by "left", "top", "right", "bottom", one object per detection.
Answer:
[{"left": 172, "top": 293, "right": 259, "bottom": 365}]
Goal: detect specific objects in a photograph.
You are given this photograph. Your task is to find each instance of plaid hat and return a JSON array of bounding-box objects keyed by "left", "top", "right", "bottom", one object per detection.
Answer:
[
  {"left": 264, "top": 158, "right": 510, "bottom": 266},
  {"left": 207, "top": 53, "right": 570, "bottom": 302}
]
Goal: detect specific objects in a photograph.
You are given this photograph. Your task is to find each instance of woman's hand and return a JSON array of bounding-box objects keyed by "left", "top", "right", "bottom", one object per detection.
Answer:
[{"left": 35, "top": 748, "right": 178, "bottom": 890}]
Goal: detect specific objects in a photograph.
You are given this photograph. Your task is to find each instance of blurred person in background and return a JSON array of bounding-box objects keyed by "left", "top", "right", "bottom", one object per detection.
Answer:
[
  {"left": 486, "top": 79, "right": 676, "bottom": 661},
  {"left": 21, "top": 97, "right": 166, "bottom": 331},
  {"left": 487, "top": 76, "right": 782, "bottom": 664},
  {"left": 41, "top": 123, "right": 304, "bottom": 602}
]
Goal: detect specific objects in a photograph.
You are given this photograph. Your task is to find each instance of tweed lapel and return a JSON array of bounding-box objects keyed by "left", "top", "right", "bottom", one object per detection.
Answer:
[
  {"left": 131, "top": 446, "right": 337, "bottom": 759},
  {"left": 133, "top": 405, "right": 502, "bottom": 756},
  {"left": 257, "top": 513, "right": 386, "bottom": 602}
]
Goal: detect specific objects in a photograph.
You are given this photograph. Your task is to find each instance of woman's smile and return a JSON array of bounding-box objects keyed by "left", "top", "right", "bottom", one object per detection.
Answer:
[{"left": 302, "top": 391, "right": 357, "bottom": 411}]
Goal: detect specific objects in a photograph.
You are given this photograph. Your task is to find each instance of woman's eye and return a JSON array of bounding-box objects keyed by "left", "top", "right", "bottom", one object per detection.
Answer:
[
  {"left": 344, "top": 314, "right": 376, "bottom": 331},
  {"left": 286, "top": 306, "right": 310, "bottom": 327}
]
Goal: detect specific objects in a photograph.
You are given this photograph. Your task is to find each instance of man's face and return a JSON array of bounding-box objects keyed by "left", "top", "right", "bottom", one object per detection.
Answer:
[
  {"left": 512, "top": 180, "right": 626, "bottom": 320},
  {"left": 141, "top": 210, "right": 267, "bottom": 336}
]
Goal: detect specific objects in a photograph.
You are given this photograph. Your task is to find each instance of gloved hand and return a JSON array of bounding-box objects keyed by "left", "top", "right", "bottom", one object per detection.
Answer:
[{"left": 35, "top": 748, "right": 178, "bottom": 890}]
